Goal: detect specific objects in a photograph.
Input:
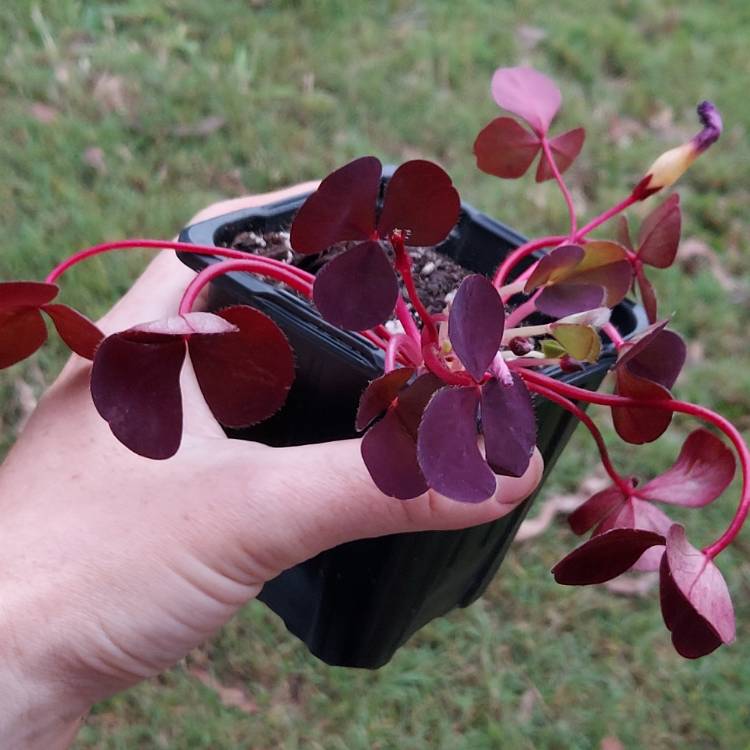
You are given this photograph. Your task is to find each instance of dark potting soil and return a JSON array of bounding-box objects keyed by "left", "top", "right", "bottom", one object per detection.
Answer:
[{"left": 230, "top": 229, "right": 470, "bottom": 315}]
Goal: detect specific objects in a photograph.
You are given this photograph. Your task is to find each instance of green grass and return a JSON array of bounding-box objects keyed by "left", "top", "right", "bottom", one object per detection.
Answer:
[{"left": 2, "top": 0, "right": 750, "bottom": 747}]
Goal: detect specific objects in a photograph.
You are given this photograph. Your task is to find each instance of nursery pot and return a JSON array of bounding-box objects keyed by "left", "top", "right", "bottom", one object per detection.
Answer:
[{"left": 178, "top": 175, "right": 646, "bottom": 669}]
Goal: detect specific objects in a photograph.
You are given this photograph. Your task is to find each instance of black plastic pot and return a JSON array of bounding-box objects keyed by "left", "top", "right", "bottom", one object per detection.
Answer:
[{"left": 178, "top": 179, "right": 646, "bottom": 669}]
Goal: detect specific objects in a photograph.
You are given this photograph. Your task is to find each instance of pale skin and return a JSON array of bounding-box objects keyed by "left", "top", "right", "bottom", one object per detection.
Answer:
[{"left": 0, "top": 187, "right": 544, "bottom": 749}]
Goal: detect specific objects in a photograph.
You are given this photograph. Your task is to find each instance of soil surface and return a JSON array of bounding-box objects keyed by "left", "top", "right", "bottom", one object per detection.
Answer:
[{"left": 230, "top": 229, "right": 470, "bottom": 315}]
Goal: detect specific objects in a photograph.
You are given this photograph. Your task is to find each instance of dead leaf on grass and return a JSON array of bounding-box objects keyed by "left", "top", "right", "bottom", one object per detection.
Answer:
[
  {"left": 188, "top": 666, "right": 259, "bottom": 714},
  {"left": 29, "top": 102, "right": 59, "bottom": 124},
  {"left": 515, "top": 470, "right": 610, "bottom": 543},
  {"left": 518, "top": 686, "right": 542, "bottom": 723},
  {"left": 82, "top": 146, "right": 107, "bottom": 174},
  {"left": 600, "top": 736, "right": 625, "bottom": 750},
  {"left": 604, "top": 572, "right": 658, "bottom": 598},
  {"left": 92, "top": 73, "right": 133, "bottom": 116},
  {"left": 171, "top": 115, "right": 226, "bottom": 138},
  {"left": 679, "top": 237, "right": 747, "bottom": 297}
]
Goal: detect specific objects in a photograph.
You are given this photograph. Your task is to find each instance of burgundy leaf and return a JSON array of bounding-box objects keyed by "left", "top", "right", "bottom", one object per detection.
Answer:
[
  {"left": 568, "top": 485, "right": 627, "bottom": 535},
  {"left": 491, "top": 66, "right": 561, "bottom": 135},
  {"left": 622, "top": 330, "right": 686, "bottom": 390},
  {"left": 189, "top": 305, "right": 295, "bottom": 428},
  {"left": 356, "top": 367, "right": 415, "bottom": 431},
  {"left": 639, "top": 429, "right": 735, "bottom": 507},
  {"left": 552, "top": 528, "right": 665, "bottom": 585},
  {"left": 91, "top": 331, "right": 186, "bottom": 459},
  {"left": 449, "top": 274, "right": 505, "bottom": 381},
  {"left": 361, "top": 407, "right": 428, "bottom": 500},
  {"left": 0, "top": 280, "right": 58, "bottom": 311},
  {"left": 480, "top": 374, "right": 536, "bottom": 477},
  {"left": 0, "top": 308, "right": 48, "bottom": 368},
  {"left": 638, "top": 193, "right": 681, "bottom": 268},
  {"left": 613, "top": 367, "right": 673, "bottom": 444},
  {"left": 42, "top": 303, "right": 103, "bottom": 359},
  {"left": 564, "top": 243, "right": 633, "bottom": 307},
  {"left": 524, "top": 244, "right": 584, "bottom": 292},
  {"left": 635, "top": 266, "right": 658, "bottom": 323},
  {"left": 628, "top": 499, "right": 673, "bottom": 572},
  {"left": 535, "top": 127, "right": 586, "bottom": 182},
  {"left": 617, "top": 319, "right": 669, "bottom": 365},
  {"left": 473, "top": 117, "right": 540, "bottom": 179},
  {"left": 593, "top": 500, "right": 635, "bottom": 535},
  {"left": 417, "top": 386, "right": 496, "bottom": 502},
  {"left": 360, "top": 372, "right": 441, "bottom": 500},
  {"left": 660, "top": 524, "right": 735, "bottom": 658},
  {"left": 290, "top": 156, "right": 381, "bottom": 253},
  {"left": 313, "top": 241, "right": 399, "bottom": 329},
  {"left": 616, "top": 215, "right": 634, "bottom": 251},
  {"left": 535, "top": 283, "right": 605, "bottom": 317},
  {"left": 377, "top": 160, "right": 460, "bottom": 246}
]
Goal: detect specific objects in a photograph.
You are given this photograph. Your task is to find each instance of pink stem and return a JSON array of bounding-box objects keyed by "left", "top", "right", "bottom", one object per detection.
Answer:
[
  {"left": 541, "top": 136, "right": 577, "bottom": 236},
  {"left": 385, "top": 334, "right": 421, "bottom": 372},
  {"left": 573, "top": 193, "right": 639, "bottom": 243},
  {"left": 492, "top": 235, "right": 566, "bottom": 289},
  {"left": 518, "top": 368, "right": 750, "bottom": 558},
  {"left": 527, "top": 380, "right": 632, "bottom": 495},
  {"left": 44, "top": 238, "right": 315, "bottom": 286},
  {"left": 603, "top": 322, "right": 625, "bottom": 350},
  {"left": 395, "top": 295, "right": 421, "bottom": 343},
  {"left": 506, "top": 290, "right": 542, "bottom": 329},
  {"left": 178, "top": 259, "right": 312, "bottom": 315}
]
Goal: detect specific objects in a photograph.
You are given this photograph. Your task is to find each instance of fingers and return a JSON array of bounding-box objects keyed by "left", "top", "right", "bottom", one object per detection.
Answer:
[{"left": 207, "top": 437, "right": 543, "bottom": 573}]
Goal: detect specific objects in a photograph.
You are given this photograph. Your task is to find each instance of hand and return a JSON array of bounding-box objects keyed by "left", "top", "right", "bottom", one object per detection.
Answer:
[{"left": 0, "top": 187, "right": 544, "bottom": 749}]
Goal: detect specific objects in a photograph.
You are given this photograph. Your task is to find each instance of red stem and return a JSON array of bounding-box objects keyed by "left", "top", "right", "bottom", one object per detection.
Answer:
[
  {"left": 45, "top": 239, "right": 314, "bottom": 286},
  {"left": 492, "top": 235, "right": 566, "bottom": 289},
  {"left": 573, "top": 193, "right": 639, "bottom": 243},
  {"left": 519, "top": 368, "right": 750, "bottom": 558},
  {"left": 395, "top": 295, "right": 421, "bottom": 343},
  {"left": 385, "top": 334, "right": 421, "bottom": 372},
  {"left": 541, "top": 136, "right": 577, "bottom": 236},
  {"left": 526, "top": 380, "right": 632, "bottom": 494},
  {"left": 178, "top": 259, "right": 312, "bottom": 314}
]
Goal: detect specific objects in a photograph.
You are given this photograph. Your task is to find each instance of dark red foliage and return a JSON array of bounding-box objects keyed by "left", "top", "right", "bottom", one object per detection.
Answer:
[
  {"left": 291, "top": 157, "right": 460, "bottom": 330},
  {"left": 638, "top": 429, "right": 735, "bottom": 507},
  {"left": 473, "top": 117, "right": 541, "bottom": 179},
  {"left": 480, "top": 374, "right": 536, "bottom": 478},
  {"left": 417, "top": 385, "right": 497, "bottom": 502},
  {"left": 189, "top": 306, "right": 295, "bottom": 428},
  {"left": 568, "top": 485, "right": 627, "bottom": 535},
  {"left": 356, "top": 367, "right": 415, "bottom": 431},
  {"left": 535, "top": 128, "right": 586, "bottom": 182},
  {"left": 360, "top": 372, "right": 441, "bottom": 499},
  {"left": 91, "top": 307, "right": 294, "bottom": 459},
  {"left": 552, "top": 528, "right": 665, "bottom": 585},
  {"left": 612, "top": 320, "right": 686, "bottom": 444},
  {"left": 289, "top": 156, "right": 381, "bottom": 254},
  {"left": 0, "top": 280, "right": 103, "bottom": 368},
  {"left": 312, "top": 240, "right": 400, "bottom": 330},
  {"left": 660, "top": 524, "right": 735, "bottom": 658},
  {"left": 448, "top": 274, "right": 505, "bottom": 381},
  {"left": 637, "top": 194, "right": 681, "bottom": 269}
]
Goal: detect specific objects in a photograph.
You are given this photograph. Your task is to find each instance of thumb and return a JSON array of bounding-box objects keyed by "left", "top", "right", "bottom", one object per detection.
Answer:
[{"left": 210, "top": 437, "right": 544, "bottom": 574}]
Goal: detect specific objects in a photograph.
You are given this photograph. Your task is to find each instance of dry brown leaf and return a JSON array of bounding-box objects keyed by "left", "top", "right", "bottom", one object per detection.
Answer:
[
  {"left": 678, "top": 237, "right": 746, "bottom": 296},
  {"left": 92, "top": 73, "right": 132, "bottom": 115},
  {"left": 600, "top": 736, "right": 625, "bottom": 750},
  {"left": 83, "top": 146, "right": 107, "bottom": 174},
  {"left": 188, "top": 666, "right": 259, "bottom": 714},
  {"left": 515, "top": 471, "right": 609, "bottom": 543},
  {"left": 518, "top": 686, "right": 541, "bottom": 723},
  {"left": 171, "top": 115, "right": 226, "bottom": 138},
  {"left": 29, "top": 102, "right": 59, "bottom": 124},
  {"left": 604, "top": 572, "right": 658, "bottom": 598}
]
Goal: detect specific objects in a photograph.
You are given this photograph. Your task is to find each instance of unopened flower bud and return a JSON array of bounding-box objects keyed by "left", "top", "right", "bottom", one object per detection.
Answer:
[
  {"left": 509, "top": 336, "right": 534, "bottom": 356},
  {"left": 559, "top": 354, "right": 584, "bottom": 373},
  {"left": 633, "top": 101, "right": 722, "bottom": 200}
]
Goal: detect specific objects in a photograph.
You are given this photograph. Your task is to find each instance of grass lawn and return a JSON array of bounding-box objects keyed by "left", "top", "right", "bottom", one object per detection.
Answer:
[{"left": 1, "top": 1, "right": 749, "bottom": 747}]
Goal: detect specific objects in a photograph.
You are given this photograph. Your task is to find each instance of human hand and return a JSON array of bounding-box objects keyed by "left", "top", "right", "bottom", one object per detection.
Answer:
[{"left": 0, "top": 187, "right": 543, "bottom": 749}]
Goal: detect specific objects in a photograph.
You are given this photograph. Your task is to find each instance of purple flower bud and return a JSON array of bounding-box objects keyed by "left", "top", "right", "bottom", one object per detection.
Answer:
[
  {"left": 694, "top": 101, "right": 722, "bottom": 153},
  {"left": 559, "top": 354, "right": 584, "bottom": 373}
]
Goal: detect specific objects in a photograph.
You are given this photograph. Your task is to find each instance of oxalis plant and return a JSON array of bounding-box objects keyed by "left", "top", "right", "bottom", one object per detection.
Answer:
[{"left": 1, "top": 67, "right": 745, "bottom": 660}]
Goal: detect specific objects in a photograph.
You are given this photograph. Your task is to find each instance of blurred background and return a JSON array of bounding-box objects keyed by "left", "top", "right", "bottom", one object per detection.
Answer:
[{"left": 1, "top": 1, "right": 749, "bottom": 747}]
